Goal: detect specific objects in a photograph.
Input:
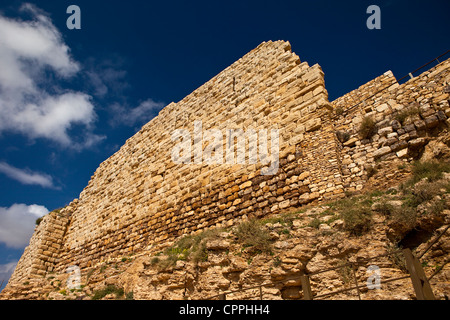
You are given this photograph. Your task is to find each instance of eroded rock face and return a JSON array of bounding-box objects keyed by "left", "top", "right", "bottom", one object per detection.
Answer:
[
  {"left": 3, "top": 182, "right": 448, "bottom": 301},
  {"left": 421, "top": 135, "right": 450, "bottom": 162}
]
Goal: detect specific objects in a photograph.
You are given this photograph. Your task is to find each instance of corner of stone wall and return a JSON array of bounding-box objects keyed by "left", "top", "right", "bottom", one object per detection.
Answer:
[{"left": 4, "top": 202, "right": 73, "bottom": 288}]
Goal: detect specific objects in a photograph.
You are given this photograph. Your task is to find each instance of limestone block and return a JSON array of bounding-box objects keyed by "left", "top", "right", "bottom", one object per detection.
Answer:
[
  {"left": 414, "top": 120, "right": 426, "bottom": 131},
  {"left": 390, "top": 140, "right": 408, "bottom": 152},
  {"left": 343, "top": 137, "right": 358, "bottom": 147},
  {"left": 240, "top": 181, "right": 252, "bottom": 189},
  {"left": 206, "top": 239, "right": 230, "bottom": 251},
  {"left": 376, "top": 103, "right": 389, "bottom": 113},
  {"left": 378, "top": 127, "right": 393, "bottom": 137},
  {"left": 387, "top": 132, "right": 398, "bottom": 139},
  {"left": 436, "top": 110, "right": 447, "bottom": 121},
  {"left": 424, "top": 115, "right": 439, "bottom": 129},
  {"left": 403, "top": 124, "right": 415, "bottom": 132},
  {"left": 309, "top": 192, "right": 320, "bottom": 200},
  {"left": 319, "top": 224, "right": 332, "bottom": 233},
  {"left": 298, "top": 171, "right": 310, "bottom": 180},
  {"left": 396, "top": 148, "right": 409, "bottom": 158},
  {"left": 305, "top": 118, "right": 321, "bottom": 132},
  {"left": 279, "top": 200, "right": 290, "bottom": 209},
  {"left": 391, "top": 120, "right": 402, "bottom": 131},
  {"left": 373, "top": 146, "right": 392, "bottom": 158},
  {"left": 408, "top": 137, "right": 427, "bottom": 148}
]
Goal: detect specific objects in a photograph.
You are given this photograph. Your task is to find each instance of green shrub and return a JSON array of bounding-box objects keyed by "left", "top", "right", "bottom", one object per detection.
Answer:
[
  {"left": 412, "top": 181, "right": 445, "bottom": 205},
  {"left": 150, "top": 257, "right": 160, "bottom": 265},
  {"left": 426, "top": 198, "right": 445, "bottom": 216},
  {"left": 262, "top": 212, "right": 296, "bottom": 227},
  {"left": 374, "top": 199, "right": 395, "bottom": 216},
  {"left": 35, "top": 217, "right": 43, "bottom": 226},
  {"left": 234, "top": 219, "right": 272, "bottom": 253},
  {"left": 336, "top": 261, "right": 353, "bottom": 285},
  {"left": 410, "top": 161, "right": 450, "bottom": 184},
  {"left": 399, "top": 161, "right": 450, "bottom": 207},
  {"left": 91, "top": 285, "right": 124, "bottom": 300},
  {"left": 335, "top": 106, "right": 344, "bottom": 116},
  {"left": 341, "top": 206, "right": 373, "bottom": 236},
  {"left": 359, "top": 116, "right": 376, "bottom": 139},
  {"left": 332, "top": 196, "right": 373, "bottom": 236},
  {"left": 394, "top": 105, "right": 421, "bottom": 125},
  {"left": 273, "top": 256, "right": 281, "bottom": 267},
  {"left": 125, "top": 291, "right": 134, "bottom": 300},
  {"left": 390, "top": 206, "right": 417, "bottom": 231},
  {"left": 307, "top": 217, "right": 321, "bottom": 229},
  {"left": 154, "top": 228, "right": 221, "bottom": 269},
  {"left": 366, "top": 165, "right": 378, "bottom": 178}
]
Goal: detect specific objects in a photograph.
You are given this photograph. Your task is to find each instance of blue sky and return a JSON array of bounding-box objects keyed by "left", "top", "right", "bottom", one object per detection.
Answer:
[{"left": 0, "top": 0, "right": 449, "bottom": 290}]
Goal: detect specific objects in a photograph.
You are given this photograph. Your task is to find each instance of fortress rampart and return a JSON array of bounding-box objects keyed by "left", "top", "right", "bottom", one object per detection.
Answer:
[{"left": 4, "top": 41, "right": 450, "bottom": 291}]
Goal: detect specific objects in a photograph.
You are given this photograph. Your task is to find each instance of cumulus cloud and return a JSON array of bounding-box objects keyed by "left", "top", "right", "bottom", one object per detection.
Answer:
[
  {"left": 0, "top": 3, "right": 103, "bottom": 148},
  {"left": 0, "top": 261, "right": 17, "bottom": 288},
  {"left": 0, "top": 162, "right": 56, "bottom": 189},
  {"left": 0, "top": 203, "right": 49, "bottom": 248}
]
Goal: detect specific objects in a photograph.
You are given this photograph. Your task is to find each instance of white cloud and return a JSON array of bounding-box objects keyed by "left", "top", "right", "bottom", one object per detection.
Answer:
[
  {"left": 0, "top": 261, "right": 17, "bottom": 288},
  {"left": 0, "top": 162, "right": 56, "bottom": 189},
  {"left": 0, "top": 4, "right": 79, "bottom": 77},
  {"left": 10, "top": 92, "right": 98, "bottom": 146},
  {"left": 110, "top": 99, "right": 165, "bottom": 127},
  {"left": 0, "top": 204, "right": 49, "bottom": 248},
  {"left": 0, "top": 3, "right": 103, "bottom": 149}
]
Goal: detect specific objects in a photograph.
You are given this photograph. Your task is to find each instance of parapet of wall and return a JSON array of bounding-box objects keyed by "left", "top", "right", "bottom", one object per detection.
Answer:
[
  {"left": 332, "top": 59, "right": 450, "bottom": 192},
  {"left": 4, "top": 41, "right": 450, "bottom": 292},
  {"left": 6, "top": 209, "right": 69, "bottom": 286}
]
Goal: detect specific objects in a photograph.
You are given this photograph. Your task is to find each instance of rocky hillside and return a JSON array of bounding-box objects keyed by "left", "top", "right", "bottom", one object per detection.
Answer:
[{"left": 2, "top": 157, "right": 449, "bottom": 300}]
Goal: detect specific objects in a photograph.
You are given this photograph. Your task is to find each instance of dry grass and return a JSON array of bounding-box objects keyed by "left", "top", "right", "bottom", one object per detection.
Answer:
[{"left": 358, "top": 116, "right": 376, "bottom": 139}]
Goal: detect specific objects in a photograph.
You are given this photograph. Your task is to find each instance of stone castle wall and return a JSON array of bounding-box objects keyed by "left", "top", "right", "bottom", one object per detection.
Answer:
[
  {"left": 54, "top": 40, "right": 336, "bottom": 272},
  {"left": 6, "top": 210, "right": 69, "bottom": 286},
  {"left": 4, "top": 40, "right": 450, "bottom": 290},
  {"left": 332, "top": 60, "right": 450, "bottom": 192}
]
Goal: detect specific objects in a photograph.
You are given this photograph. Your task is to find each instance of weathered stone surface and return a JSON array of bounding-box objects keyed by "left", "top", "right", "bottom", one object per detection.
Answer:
[
  {"left": 343, "top": 137, "right": 358, "bottom": 147},
  {"left": 425, "top": 115, "right": 439, "bottom": 128},
  {"left": 373, "top": 146, "right": 392, "bottom": 158},
  {"left": 404, "top": 124, "right": 416, "bottom": 132},
  {"left": 408, "top": 137, "right": 427, "bottom": 148},
  {"left": 206, "top": 239, "right": 230, "bottom": 251},
  {"left": 414, "top": 120, "right": 426, "bottom": 131},
  {"left": 305, "top": 118, "right": 322, "bottom": 132},
  {"left": 421, "top": 140, "right": 450, "bottom": 162},
  {"left": 378, "top": 126, "right": 393, "bottom": 137},
  {"left": 396, "top": 148, "right": 409, "bottom": 158}
]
